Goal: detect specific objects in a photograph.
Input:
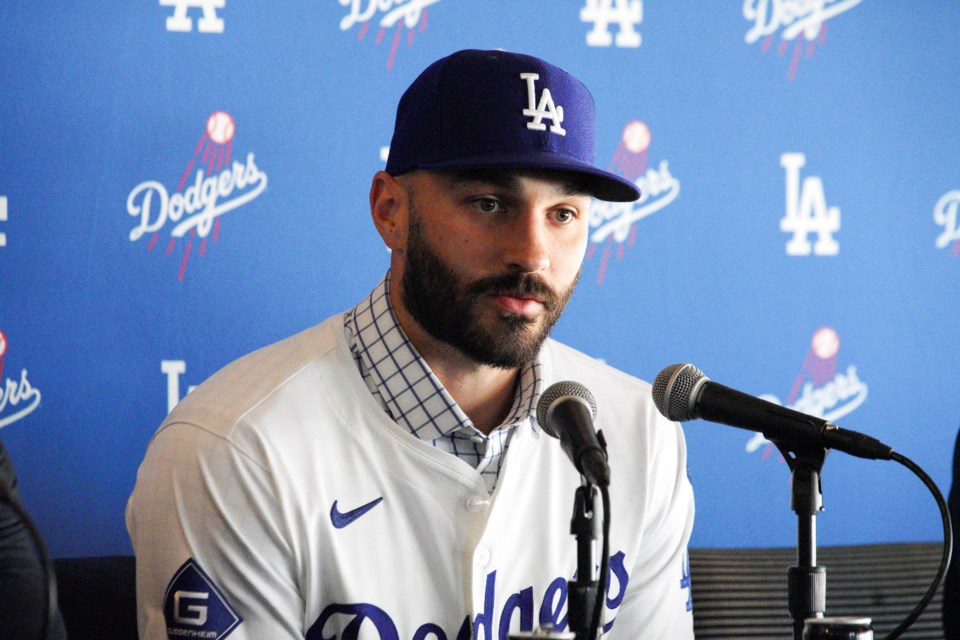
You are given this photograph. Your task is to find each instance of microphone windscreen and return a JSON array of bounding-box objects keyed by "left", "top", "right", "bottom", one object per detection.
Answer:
[
  {"left": 652, "top": 363, "right": 706, "bottom": 422},
  {"left": 536, "top": 381, "right": 598, "bottom": 439}
]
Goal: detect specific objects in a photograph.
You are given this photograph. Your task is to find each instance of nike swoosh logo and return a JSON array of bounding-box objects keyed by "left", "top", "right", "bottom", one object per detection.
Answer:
[{"left": 330, "top": 497, "right": 384, "bottom": 529}]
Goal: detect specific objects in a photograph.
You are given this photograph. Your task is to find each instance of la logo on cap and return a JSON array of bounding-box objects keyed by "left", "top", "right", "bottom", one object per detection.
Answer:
[{"left": 521, "top": 73, "right": 566, "bottom": 135}]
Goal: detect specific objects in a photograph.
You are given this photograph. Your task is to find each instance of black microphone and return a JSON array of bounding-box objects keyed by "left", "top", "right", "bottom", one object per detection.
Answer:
[
  {"left": 537, "top": 381, "right": 610, "bottom": 485},
  {"left": 652, "top": 363, "right": 893, "bottom": 460}
]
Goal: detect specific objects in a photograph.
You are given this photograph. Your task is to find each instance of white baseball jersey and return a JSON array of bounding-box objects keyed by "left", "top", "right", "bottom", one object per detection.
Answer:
[{"left": 126, "top": 314, "right": 695, "bottom": 640}]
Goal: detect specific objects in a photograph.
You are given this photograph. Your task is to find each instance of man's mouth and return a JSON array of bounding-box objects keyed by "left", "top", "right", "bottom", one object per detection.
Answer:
[{"left": 488, "top": 291, "right": 545, "bottom": 316}]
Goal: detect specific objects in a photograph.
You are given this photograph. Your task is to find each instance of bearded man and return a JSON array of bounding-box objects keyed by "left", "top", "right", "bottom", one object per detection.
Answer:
[{"left": 127, "top": 49, "right": 695, "bottom": 640}]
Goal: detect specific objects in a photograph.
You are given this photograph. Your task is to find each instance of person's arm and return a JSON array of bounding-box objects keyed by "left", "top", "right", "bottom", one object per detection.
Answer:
[
  {"left": 127, "top": 422, "right": 306, "bottom": 640},
  {"left": 0, "top": 439, "right": 67, "bottom": 640}
]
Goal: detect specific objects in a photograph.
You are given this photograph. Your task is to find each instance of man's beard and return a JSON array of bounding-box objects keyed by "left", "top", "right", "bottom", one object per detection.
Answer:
[{"left": 400, "top": 215, "right": 579, "bottom": 369}]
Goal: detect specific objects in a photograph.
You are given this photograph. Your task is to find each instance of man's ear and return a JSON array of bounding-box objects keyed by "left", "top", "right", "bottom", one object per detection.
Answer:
[{"left": 369, "top": 170, "right": 409, "bottom": 252}]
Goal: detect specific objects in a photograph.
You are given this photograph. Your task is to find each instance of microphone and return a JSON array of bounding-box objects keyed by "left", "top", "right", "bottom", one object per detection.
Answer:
[
  {"left": 537, "top": 381, "right": 610, "bottom": 485},
  {"left": 652, "top": 363, "right": 893, "bottom": 460}
]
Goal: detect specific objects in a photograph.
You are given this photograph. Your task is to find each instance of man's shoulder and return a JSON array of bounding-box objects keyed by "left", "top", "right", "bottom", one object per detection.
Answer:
[
  {"left": 159, "top": 314, "right": 348, "bottom": 438},
  {"left": 541, "top": 338, "right": 671, "bottom": 442},
  {"left": 542, "top": 338, "right": 649, "bottom": 392}
]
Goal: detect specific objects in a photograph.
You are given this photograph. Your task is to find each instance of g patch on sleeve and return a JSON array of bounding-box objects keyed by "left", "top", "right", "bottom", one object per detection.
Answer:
[{"left": 163, "top": 558, "right": 242, "bottom": 639}]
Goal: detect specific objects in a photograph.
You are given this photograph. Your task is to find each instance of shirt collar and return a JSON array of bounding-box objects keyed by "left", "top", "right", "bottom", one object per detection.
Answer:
[{"left": 346, "top": 272, "right": 543, "bottom": 440}]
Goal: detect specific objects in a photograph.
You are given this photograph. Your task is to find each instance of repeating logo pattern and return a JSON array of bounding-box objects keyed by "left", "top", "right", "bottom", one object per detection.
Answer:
[
  {"left": 747, "top": 327, "right": 869, "bottom": 460},
  {"left": 126, "top": 111, "right": 268, "bottom": 281},
  {"left": 160, "top": 0, "right": 225, "bottom": 33},
  {"left": 580, "top": 0, "right": 642, "bottom": 48},
  {"left": 934, "top": 189, "right": 960, "bottom": 256},
  {"left": 743, "top": 0, "right": 863, "bottom": 79},
  {"left": 588, "top": 120, "right": 680, "bottom": 283},
  {"left": 780, "top": 152, "right": 840, "bottom": 256},
  {"left": 0, "top": 196, "right": 6, "bottom": 249},
  {"left": 339, "top": 0, "right": 440, "bottom": 69},
  {"left": 162, "top": 360, "right": 198, "bottom": 413},
  {"left": 0, "top": 330, "right": 43, "bottom": 431}
]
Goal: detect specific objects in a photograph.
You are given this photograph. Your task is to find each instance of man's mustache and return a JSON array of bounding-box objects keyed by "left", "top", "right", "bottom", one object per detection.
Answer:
[{"left": 467, "top": 273, "right": 561, "bottom": 310}]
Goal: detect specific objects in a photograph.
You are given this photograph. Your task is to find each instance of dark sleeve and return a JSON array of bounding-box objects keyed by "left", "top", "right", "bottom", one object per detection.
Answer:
[
  {"left": 0, "top": 439, "right": 67, "bottom": 640},
  {"left": 0, "top": 437, "right": 20, "bottom": 499},
  {"left": 945, "top": 427, "right": 960, "bottom": 640}
]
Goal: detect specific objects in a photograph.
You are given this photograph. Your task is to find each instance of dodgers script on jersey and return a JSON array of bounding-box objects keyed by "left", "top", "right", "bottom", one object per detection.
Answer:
[{"left": 127, "top": 314, "right": 695, "bottom": 639}]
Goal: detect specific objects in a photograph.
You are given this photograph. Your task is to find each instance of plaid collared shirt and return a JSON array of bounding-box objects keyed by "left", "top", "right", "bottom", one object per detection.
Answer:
[{"left": 344, "top": 272, "right": 543, "bottom": 494}]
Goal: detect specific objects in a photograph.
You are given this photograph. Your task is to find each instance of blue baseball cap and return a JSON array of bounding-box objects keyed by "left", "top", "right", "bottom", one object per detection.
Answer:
[{"left": 385, "top": 49, "right": 641, "bottom": 203}]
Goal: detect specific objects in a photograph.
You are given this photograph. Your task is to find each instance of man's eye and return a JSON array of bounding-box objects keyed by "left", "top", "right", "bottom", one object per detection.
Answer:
[
  {"left": 553, "top": 209, "right": 576, "bottom": 224},
  {"left": 474, "top": 198, "right": 503, "bottom": 214}
]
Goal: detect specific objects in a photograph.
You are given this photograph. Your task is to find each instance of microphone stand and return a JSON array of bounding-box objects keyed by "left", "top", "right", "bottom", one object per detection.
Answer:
[
  {"left": 507, "top": 483, "right": 598, "bottom": 640},
  {"left": 773, "top": 439, "right": 828, "bottom": 640},
  {"left": 568, "top": 483, "right": 601, "bottom": 640}
]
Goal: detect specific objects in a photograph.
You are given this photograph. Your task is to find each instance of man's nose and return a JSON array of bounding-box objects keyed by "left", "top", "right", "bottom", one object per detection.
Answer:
[{"left": 502, "top": 213, "right": 551, "bottom": 273}]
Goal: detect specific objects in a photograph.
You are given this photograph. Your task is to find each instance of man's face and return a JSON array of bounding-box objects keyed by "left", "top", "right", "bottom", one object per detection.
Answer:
[{"left": 394, "top": 169, "right": 593, "bottom": 369}]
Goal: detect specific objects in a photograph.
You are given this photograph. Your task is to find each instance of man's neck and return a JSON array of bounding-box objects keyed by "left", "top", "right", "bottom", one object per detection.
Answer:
[
  {"left": 420, "top": 345, "right": 520, "bottom": 436},
  {"left": 390, "top": 291, "right": 520, "bottom": 435}
]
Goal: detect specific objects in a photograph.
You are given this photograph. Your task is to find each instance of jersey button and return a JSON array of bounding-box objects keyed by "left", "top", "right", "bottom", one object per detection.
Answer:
[
  {"left": 475, "top": 546, "right": 491, "bottom": 567},
  {"left": 465, "top": 496, "right": 490, "bottom": 513}
]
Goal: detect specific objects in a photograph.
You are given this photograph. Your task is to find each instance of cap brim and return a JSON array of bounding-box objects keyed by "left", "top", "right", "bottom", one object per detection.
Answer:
[{"left": 416, "top": 150, "right": 641, "bottom": 203}]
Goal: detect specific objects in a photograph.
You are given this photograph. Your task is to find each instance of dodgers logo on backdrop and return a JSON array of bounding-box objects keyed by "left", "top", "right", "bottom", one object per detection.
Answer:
[
  {"left": 746, "top": 327, "right": 869, "bottom": 459},
  {"left": 126, "top": 111, "right": 268, "bottom": 281},
  {"left": 743, "top": 0, "right": 863, "bottom": 79},
  {"left": 580, "top": 0, "right": 642, "bottom": 48},
  {"left": 587, "top": 120, "right": 680, "bottom": 284},
  {"left": 780, "top": 152, "right": 840, "bottom": 256},
  {"left": 160, "top": 0, "right": 225, "bottom": 33},
  {"left": 933, "top": 189, "right": 960, "bottom": 257},
  {"left": 339, "top": 0, "right": 441, "bottom": 70},
  {"left": 0, "top": 330, "right": 43, "bottom": 431}
]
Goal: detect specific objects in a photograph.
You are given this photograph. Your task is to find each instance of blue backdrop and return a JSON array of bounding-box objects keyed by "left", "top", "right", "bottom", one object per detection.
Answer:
[{"left": 1, "top": 1, "right": 958, "bottom": 558}]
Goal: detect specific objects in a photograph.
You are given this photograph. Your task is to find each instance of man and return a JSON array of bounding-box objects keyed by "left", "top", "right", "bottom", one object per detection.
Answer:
[{"left": 127, "top": 49, "right": 695, "bottom": 639}]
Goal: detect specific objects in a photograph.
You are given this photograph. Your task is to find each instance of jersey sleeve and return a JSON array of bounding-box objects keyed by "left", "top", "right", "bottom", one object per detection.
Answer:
[{"left": 126, "top": 421, "right": 304, "bottom": 639}]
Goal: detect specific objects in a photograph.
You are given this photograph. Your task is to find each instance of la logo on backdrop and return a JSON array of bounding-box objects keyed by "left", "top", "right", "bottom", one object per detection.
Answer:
[
  {"left": 743, "top": 0, "right": 863, "bottom": 79},
  {"left": 587, "top": 120, "right": 681, "bottom": 284},
  {"left": 780, "top": 152, "right": 841, "bottom": 256},
  {"left": 339, "top": 0, "right": 440, "bottom": 69},
  {"left": 126, "top": 111, "right": 268, "bottom": 281},
  {"left": 746, "top": 326, "right": 869, "bottom": 460},
  {"left": 0, "top": 330, "right": 43, "bottom": 431},
  {"left": 580, "top": 0, "right": 643, "bottom": 48},
  {"left": 159, "top": 0, "right": 225, "bottom": 33}
]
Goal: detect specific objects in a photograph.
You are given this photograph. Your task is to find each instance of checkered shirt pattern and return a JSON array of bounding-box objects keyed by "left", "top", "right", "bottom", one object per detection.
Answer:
[{"left": 344, "top": 273, "right": 543, "bottom": 494}]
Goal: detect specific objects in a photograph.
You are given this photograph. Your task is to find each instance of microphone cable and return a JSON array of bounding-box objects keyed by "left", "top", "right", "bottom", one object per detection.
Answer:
[
  {"left": 589, "top": 484, "right": 611, "bottom": 640},
  {"left": 882, "top": 451, "right": 952, "bottom": 640}
]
